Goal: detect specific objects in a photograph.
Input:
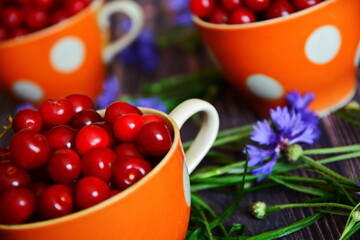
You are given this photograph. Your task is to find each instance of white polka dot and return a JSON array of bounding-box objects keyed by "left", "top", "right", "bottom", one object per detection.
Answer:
[
  {"left": 50, "top": 37, "right": 85, "bottom": 73},
  {"left": 305, "top": 25, "right": 341, "bottom": 64},
  {"left": 12, "top": 80, "right": 44, "bottom": 102},
  {"left": 183, "top": 159, "right": 191, "bottom": 207},
  {"left": 355, "top": 41, "right": 360, "bottom": 67},
  {"left": 246, "top": 74, "right": 284, "bottom": 99}
]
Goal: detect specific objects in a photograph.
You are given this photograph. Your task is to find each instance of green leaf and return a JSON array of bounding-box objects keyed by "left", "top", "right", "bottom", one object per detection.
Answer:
[{"left": 245, "top": 213, "right": 324, "bottom": 240}]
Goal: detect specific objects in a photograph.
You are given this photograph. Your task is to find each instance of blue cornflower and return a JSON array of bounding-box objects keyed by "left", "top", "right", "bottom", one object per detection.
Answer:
[
  {"left": 168, "top": 0, "right": 193, "bottom": 26},
  {"left": 117, "top": 19, "right": 159, "bottom": 72},
  {"left": 129, "top": 96, "right": 167, "bottom": 113},
  {"left": 95, "top": 75, "right": 121, "bottom": 110},
  {"left": 14, "top": 103, "right": 37, "bottom": 114},
  {"left": 246, "top": 92, "right": 320, "bottom": 179}
]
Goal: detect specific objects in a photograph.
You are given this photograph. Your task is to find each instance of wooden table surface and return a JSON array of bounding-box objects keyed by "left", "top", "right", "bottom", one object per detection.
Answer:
[{"left": 1, "top": 1, "right": 360, "bottom": 239}]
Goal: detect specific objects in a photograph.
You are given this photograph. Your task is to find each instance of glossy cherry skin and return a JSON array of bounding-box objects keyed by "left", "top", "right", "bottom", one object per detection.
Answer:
[
  {"left": 0, "top": 161, "right": 32, "bottom": 191},
  {"left": 38, "top": 184, "right": 73, "bottom": 220},
  {"left": 75, "top": 176, "right": 109, "bottom": 210},
  {"left": 0, "top": 187, "right": 36, "bottom": 224},
  {"left": 244, "top": 0, "right": 270, "bottom": 12},
  {"left": 265, "top": 0, "right": 295, "bottom": 19},
  {"left": 66, "top": 93, "right": 95, "bottom": 114},
  {"left": 39, "top": 97, "right": 73, "bottom": 127},
  {"left": 221, "top": 0, "right": 242, "bottom": 13},
  {"left": 69, "top": 109, "right": 102, "bottom": 129},
  {"left": 113, "top": 113, "right": 145, "bottom": 142},
  {"left": 136, "top": 121, "right": 172, "bottom": 156},
  {"left": 66, "top": 0, "right": 88, "bottom": 16},
  {"left": 50, "top": 10, "right": 68, "bottom": 25},
  {"left": 12, "top": 108, "right": 43, "bottom": 132},
  {"left": 46, "top": 125, "right": 78, "bottom": 150},
  {"left": 9, "top": 129, "right": 51, "bottom": 169},
  {"left": 293, "top": 0, "right": 322, "bottom": 10},
  {"left": 47, "top": 148, "right": 81, "bottom": 184},
  {"left": 25, "top": 8, "right": 49, "bottom": 30},
  {"left": 227, "top": 7, "right": 256, "bottom": 24},
  {"left": 34, "top": 0, "right": 55, "bottom": 9},
  {"left": 208, "top": 7, "right": 229, "bottom": 24},
  {"left": 112, "top": 156, "right": 152, "bottom": 190},
  {"left": 114, "top": 142, "right": 144, "bottom": 159},
  {"left": 2, "top": 7, "right": 23, "bottom": 28},
  {"left": 104, "top": 101, "right": 142, "bottom": 124},
  {"left": 81, "top": 147, "right": 116, "bottom": 181},
  {"left": 189, "top": 0, "right": 216, "bottom": 18},
  {"left": 141, "top": 114, "right": 163, "bottom": 124},
  {"left": 75, "top": 125, "right": 111, "bottom": 155}
]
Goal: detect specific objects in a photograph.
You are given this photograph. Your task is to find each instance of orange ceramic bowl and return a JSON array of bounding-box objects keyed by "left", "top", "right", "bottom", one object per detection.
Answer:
[
  {"left": 0, "top": 99, "right": 219, "bottom": 240},
  {"left": 0, "top": 0, "right": 143, "bottom": 104},
  {"left": 193, "top": 0, "right": 360, "bottom": 116}
]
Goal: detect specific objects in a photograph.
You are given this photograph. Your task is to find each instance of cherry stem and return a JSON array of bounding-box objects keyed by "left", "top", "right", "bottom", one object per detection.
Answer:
[{"left": 0, "top": 115, "right": 13, "bottom": 139}]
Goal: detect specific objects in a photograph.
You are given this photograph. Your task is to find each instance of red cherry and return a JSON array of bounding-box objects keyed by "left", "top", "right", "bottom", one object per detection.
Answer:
[
  {"left": 104, "top": 101, "right": 142, "bottom": 124},
  {"left": 244, "top": 0, "right": 270, "bottom": 12},
  {"left": 0, "top": 161, "right": 32, "bottom": 191},
  {"left": 208, "top": 7, "right": 229, "bottom": 24},
  {"left": 136, "top": 121, "right": 172, "bottom": 156},
  {"left": 0, "top": 25, "right": 8, "bottom": 41},
  {"left": 227, "top": 7, "right": 256, "bottom": 24},
  {"left": 69, "top": 109, "right": 102, "bottom": 129},
  {"left": 9, "top": 129, "right": 51, "bottom": 169},
  {"left": 91, "top": 121, "right": 116, "bottom": 147},
  {"left": 66, "top": 0, "right": 87, "bottom": 16},
  {"left": 39, "top": 97, "right": 73, "bottom": 127},
  {"left": 293, "top": 0, "right": 322, "bottom": 10},
  {"left": 221, "top": 0, "right": 242, "bottom": 13},
  {"left": 81, "top": 147, "right": 116, "bottom": 181},
  {"left": 266, "top": 0, "right": 295, "bottom": 19},
  {"left": 75, "top": 176, "right": 109, "bottom": 210},
  {"left": 46, "top": 125, "right": 78, "bottom": 150},
  {"left": 75, "top": 125, "right": 111, "bottom": 155},
  {"left": 38, "top": 184, "right": 73, "bottom": 220},
  {"left": 66, "top": 93, "right": 94, "bottom": 114},
  {"left": 34, "top": 0, "right": 55, "bottom": 9},
  {"left": 108, "top": 189, "right": 121, "bottom": 198},
  {"left": 25, "top": 8, "right": 49, "bottom": 30},
  {"left": 47, "top": 148, "right": 81, "bottom": 184},
  {"left": 31, "top": 181, "right": 48, "bottom": 198},
  {"left": 10, "top": 27, "right": 30, "bottom": 38},
  {"left": 113, "top": 113, "right": 144, "bottom": 142},
  {"left": 12, "top": 108, "right": 43, "bottom": 133},
  {"left": 2, "top": 7, "right": 23, "bottom": 28},
  {"left": 189, "top": 0, "right": 216, "bottom": 18},
  {"left": 141, "top": 114, "right": 163, "bottom": 124},
  {"left": 112, "top": 156, "right": 152, "bottom": 190},
  {"left": 0, "top": 187, "right": 36, "bottom": 224},
  {"left": 50, "top": 10, "right": 68, "bottom": 25},
  {"left": 114, "top": 143, "right": 144, "bottom": 159}
]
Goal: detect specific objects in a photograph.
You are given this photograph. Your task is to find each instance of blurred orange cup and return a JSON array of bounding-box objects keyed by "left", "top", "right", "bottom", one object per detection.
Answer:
[
  {"left": 0, "top": 99, "right": 219, "bottom": 240},
  {"left": 193, "top": 0, "right": 360, "bottom": 116},
  {"left": 0, "top": 0, "right": 143, "bottom": 104}
]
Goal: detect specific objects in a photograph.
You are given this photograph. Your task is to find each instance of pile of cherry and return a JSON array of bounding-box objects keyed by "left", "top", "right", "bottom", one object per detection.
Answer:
[
  {"left": 189, "top": 0, "right": 324, "bottom": 24},
  {"left": 0, "top": 94, "right": 173, "bottom": 225},
  {"left": 0, "top": 0, "right": 93, "bottom": 41}
]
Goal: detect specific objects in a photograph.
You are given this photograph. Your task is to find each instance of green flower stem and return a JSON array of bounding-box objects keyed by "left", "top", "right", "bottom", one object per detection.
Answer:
[
  {"left": 303, "top": 145, "right": 360, "bottom": 155},
  {"left": 317, "top": 151, "right": 360, "bottom": 165},
  {"left": 300, "top": 155, "right": 356, "bottom": 185},
  {"left": 191, "top": 161, "right": 246, "bottom": 179},
  {"left": 339, "top": 203, "right": 360, "bottom": 240},
  {"left": 266, "top": 202, "right": 354, "bottom": 216}
]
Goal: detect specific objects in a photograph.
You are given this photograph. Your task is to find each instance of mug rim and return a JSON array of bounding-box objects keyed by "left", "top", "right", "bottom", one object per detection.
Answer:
[
  {"left": 0, "top": 107, "right": 183, "bottom": 230},
  {"left": 0, "top": 0, "right": 104, "bottom": 48},
  {"left": 193, "top": 0, "right": 335, "bottom": 30}
]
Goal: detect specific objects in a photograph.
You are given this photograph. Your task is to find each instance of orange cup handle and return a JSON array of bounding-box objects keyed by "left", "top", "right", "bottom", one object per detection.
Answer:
[
  {"left": 169, "top": 99, "right": 219, "bottom": 174},
  {"left": 97, "top": 0, "right": 144, "bottom": 63}
]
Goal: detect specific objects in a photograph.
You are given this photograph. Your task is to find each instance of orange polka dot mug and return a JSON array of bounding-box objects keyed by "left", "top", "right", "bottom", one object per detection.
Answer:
[
  {"left": 0, "top": 0, "right": 143, "bottom": 104},
  {"left": 193, "top": 0, "right": 360, "bottom": 116},
  {"left": 0, "top": 98, "right": 219, "bottom": 240}
]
